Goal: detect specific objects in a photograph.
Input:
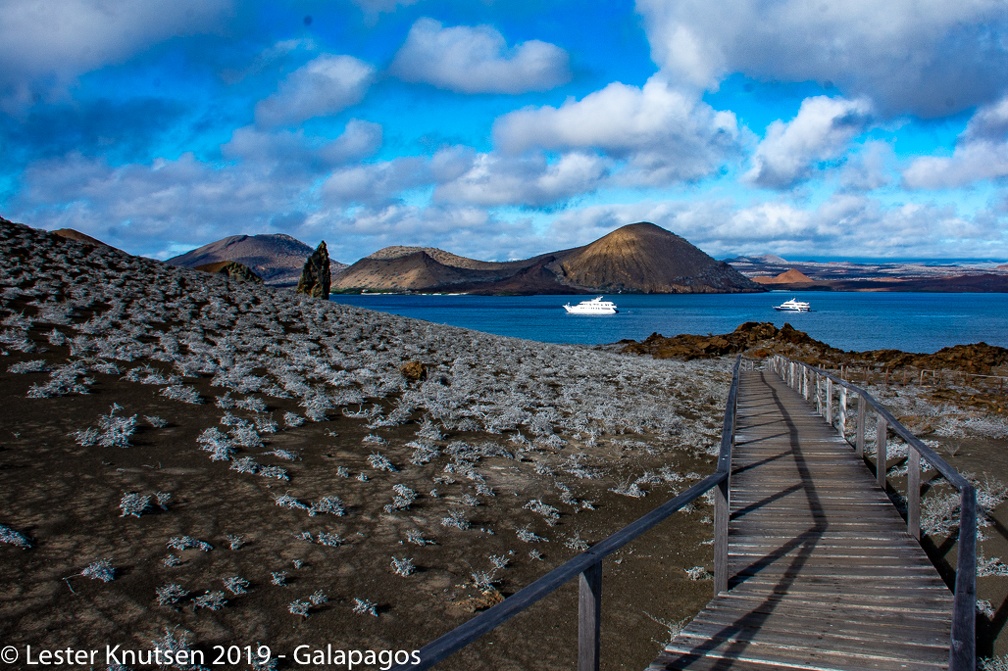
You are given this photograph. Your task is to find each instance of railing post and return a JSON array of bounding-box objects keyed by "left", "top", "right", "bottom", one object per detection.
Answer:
[
  {"left": 714, "top": 473, "right": 729, "bottom": 595},
  {"left": 817, "top": 374, "right": 823, "bottom": 415},
  {"left": 826, "top": 377, "right": 833, "bottom": 426},
  {"left": 907, "top": 449, "right": 921, "bottom": 540},
  {"left": 855, "top": 394, "right": 866, "bottom": 457},
  {"left": 949, "top": 485, "right": 976, "bottom": 671},
  {"left": 876, "top": 413, "right": 888, "bottom": 489},
  {"left": 578, "top": 561, "right": 602, "bottom": 671},
  {"left": 838, "top": 385, "right": 847, "bottom": 440}
]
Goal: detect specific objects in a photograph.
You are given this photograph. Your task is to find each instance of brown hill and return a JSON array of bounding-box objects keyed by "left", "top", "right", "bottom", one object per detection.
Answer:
[
  {"left": 555, "top": 222, "right": 760, "bottom": 293},
  {"left": 168, "top": 234, "right": 347, "bottom": 287},
  {"left": 193, "top": 260, "right": 263, "bottom": 284},
  {"left": 332, "top": 249, "right": 524, "bottom": 293},
  {"left": 753, "top": 268, "right": 815, "bottom": 285},
  {"left": 51, "top": 228, "right": 118, "bottom": 250},
  {"left": 333, "top": 222, "right": 762, "bottom": 295},
  {"left": 366, "top": 246, "right": 513, "bottom": 272}
]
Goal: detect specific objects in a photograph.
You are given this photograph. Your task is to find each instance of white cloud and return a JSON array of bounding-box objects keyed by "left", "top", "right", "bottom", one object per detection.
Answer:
[
  {"left": 223, "top": 120, "right": 382, "bottom": 168},
  {"left": 0, "top": 0, "right": 231, "bottom": 111},
  {"left": 306, "top": 203, "right": 540, "bottom": 262},
  {"left": 904, "top": 95, "right": 1008, "bottom": 189},
  {"left": 745, "top": 96, "right": 873, "bottom": 189},
  {"left": 11, "top": 152, "right": 303, "bottom": 257},
  {"left": 635, "top": 0, "right": 1008, "bottom": 117},
  {"left": 903, "top": 142, "right": 1008, "bottom": 189},
  {"left": 255, "top": 55, "right": 375, "bottom": 127},
  {"left": 390, "top": 18, "right": 570, "bottom": 94},
  {"left": 321, "top": 158, "right": 432, "bottom": 207},
  {"left": 839, "top": 141, "right": 893, "bottom": 192},
  {"left": 541, "top": 192, "right": 1008, "bottom": 259},
  {"left": 494, "top": 75, "right": 739, "bottom": 184},
  {"left": 434, "top": 150, "right": 608, "bottom": 207},
  {"left": 964, "top": 95, "right": 1008, "bottom": 142}
]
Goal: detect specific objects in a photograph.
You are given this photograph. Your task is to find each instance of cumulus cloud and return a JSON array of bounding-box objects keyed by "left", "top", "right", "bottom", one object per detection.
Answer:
[
  {"left": 321, "top": 157, "right": 432, "bottom": 207},
  {"left": 545, "top": 194, "right": 1001, "bottom": 259},
  {"left": 433, "top": 149, "right": 608, "bottom": 207},
  {"left": 11, "top": 152, "right": 302, "bottom": 257},
  {"left": 903, "top": 143, "right": 1008, "bottom": 190},
  {"left": 390, "top": 18, "right": 570, "bottom": 94},
  {"left": 839, "top": 141, "right": 893, "bottom": 192},
  {"left": 494, "top": 75, "right": 739, "bottom": 184},
  {"left": 307, "top": 203, "right": 539, "bottom": 261},
  {"left": 223, "top": 119, "right": 382, "bottom": 169},
  {"left": 255, "top": 55, "right": 375, "bottom": 127},
  {"left": 904, "top": 95, "right": 1008, "bottom": 189},
  {"left": 635, "top": 0, "right": 1008, "bottom": 117},
  {"left": 0, "top": 0, "right": 230, "bottom": 112},
  {"left": 963, "top": 95, "right": 1008, "bottom": 142},
  {"left": 745, "top": 96, "right": 872, "bottom": 189}
]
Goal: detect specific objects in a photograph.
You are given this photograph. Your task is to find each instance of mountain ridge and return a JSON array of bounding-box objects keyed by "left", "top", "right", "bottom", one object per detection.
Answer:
[
  {"left": 168, "top": 234, "right": 347, "bottom": 287},
  {"left": 332, "top": 222, "right": 762, "bottom": 295}
]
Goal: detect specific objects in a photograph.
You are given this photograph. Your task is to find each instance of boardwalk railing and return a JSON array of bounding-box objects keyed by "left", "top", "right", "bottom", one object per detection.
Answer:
[
  {"left": 390, "top": 356, "right": 750, "bottom": 671},
  {"left": 770, "top": 355, "right": 977, "bottom": 671}
]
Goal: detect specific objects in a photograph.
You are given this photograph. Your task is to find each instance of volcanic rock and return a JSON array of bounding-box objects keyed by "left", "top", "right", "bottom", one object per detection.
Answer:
[
  {"left": 621, "top": 322, "right": 839, "bottom": 361},
  {"left": 400, "top": 361, "right": 428, "bottom": 381},
  {"left": 194, "top": 260, "right": 263, "bottom": 284},
  {"left": 296, "top": 241, "right": 331, "bottom": 298}
]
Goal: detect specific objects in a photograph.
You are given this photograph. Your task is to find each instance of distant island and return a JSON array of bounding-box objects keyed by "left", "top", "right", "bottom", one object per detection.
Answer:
[
  {"left": 37, "top": 217, "right": 1008, "bottom": 294},
  {"left": 332, "top": 222, "right": 761, "bottom": 295},
  {"left": 730, "top": 254, "right": 1008, "bottom": 292}
]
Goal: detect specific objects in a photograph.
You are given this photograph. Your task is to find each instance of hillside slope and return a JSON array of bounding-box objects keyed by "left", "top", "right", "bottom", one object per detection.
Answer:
[
  {"left": 334, "top": 222, "right": 761, "bottom": 295},
  {"left": 168, "top": 234, "right": 346, "bottom": 287},
  {"left": 555, "top": 222, "right": 759, "bottom": 293}
]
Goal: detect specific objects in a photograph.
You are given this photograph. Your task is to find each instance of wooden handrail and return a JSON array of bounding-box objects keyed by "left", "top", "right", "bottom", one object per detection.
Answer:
[
  {"left": 769, "top": 355, "right": 976, "bottom": 671},
  {"left": 389, "top": 355, "right": 746, "bottom": 671}
]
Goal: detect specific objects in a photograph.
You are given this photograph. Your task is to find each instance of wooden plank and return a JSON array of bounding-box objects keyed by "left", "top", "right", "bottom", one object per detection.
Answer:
[
  {"left": 649, "top": 368, "right": 955, "bottom": 671},
  {"left": 672, "top": 626, "right": 949, "bottom": 657}
]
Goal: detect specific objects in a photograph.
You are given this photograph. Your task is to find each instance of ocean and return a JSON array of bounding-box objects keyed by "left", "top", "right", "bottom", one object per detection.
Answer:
[{"left": 330, "top": 291, "right": 1008, "bottom": 353}]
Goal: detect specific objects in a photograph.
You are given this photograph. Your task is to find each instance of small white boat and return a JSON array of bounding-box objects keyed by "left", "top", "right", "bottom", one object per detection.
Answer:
[
  {"left": 563, "top": 296, "right": 618, "bottom": 314},
  {"left": 773, "top": 298, "right": 811, "bottom": 312}
]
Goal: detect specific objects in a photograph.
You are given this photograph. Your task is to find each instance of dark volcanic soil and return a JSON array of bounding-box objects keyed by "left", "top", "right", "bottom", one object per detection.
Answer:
[{"left": 0, "top": 218, "right": 730, "bottom": 671}]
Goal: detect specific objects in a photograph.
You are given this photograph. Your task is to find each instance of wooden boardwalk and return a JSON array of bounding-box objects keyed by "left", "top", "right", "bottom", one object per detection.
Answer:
[{"left": 649, "top": 370, "right": 954, "bottom": 671}]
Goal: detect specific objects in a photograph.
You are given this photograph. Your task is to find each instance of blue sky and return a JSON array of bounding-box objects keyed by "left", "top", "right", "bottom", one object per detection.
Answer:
[{"left": 1, "top": 0, "right": 1007, "bottom": 264}]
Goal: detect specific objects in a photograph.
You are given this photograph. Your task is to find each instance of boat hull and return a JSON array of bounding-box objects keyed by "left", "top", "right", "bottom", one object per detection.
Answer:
[
  {"left": 563, "top": 296, "right": 618, "bottom": 314},
  {"left": 564, "top": 306, "right": 617, "bottom": 314}
]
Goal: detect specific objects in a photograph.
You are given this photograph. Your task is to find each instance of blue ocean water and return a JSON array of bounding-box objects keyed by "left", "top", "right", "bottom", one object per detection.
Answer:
[{"left": 330, "top": 291, "right": 1008, "bottom": 353}]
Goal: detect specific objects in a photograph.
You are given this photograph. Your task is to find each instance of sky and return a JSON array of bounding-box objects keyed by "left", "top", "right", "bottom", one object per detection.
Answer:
[{"left": 1, "top": 0, "right": 1007, "bottom": 264}]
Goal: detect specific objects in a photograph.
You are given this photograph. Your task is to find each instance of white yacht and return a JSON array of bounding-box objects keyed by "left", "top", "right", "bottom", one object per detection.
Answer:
[
  {"left": 773, "top": 298, "right": 812, "bottom": 312},
  {"left": 563, "top": 296, "right": 618, "bottom": 314}
]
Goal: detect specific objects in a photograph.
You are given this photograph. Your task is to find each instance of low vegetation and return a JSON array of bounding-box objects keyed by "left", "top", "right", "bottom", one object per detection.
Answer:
[{"left": 0, "top": 219, "right": 728, "bottom": 670}]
